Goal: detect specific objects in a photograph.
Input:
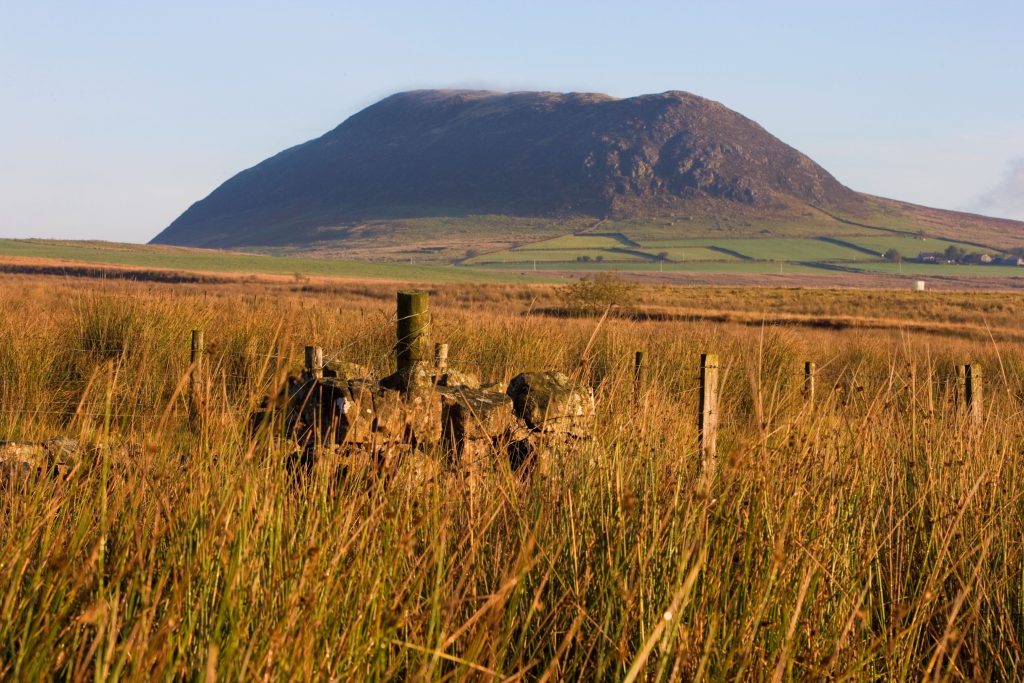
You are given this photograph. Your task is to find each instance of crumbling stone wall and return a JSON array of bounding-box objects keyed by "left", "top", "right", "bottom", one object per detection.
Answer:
[{"left": 252, "top": 363, "right": 596, "bottom": 477}]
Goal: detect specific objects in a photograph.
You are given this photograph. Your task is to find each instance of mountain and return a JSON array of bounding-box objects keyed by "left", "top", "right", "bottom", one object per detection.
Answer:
[{"left": 152, "top": 89, "right": 1023, "bottom": 251}]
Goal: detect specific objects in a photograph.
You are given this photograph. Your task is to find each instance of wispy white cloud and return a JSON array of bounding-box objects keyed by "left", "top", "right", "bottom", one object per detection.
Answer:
[{"left": 967, "top": 158, "right": 1024, "bottom": 220}]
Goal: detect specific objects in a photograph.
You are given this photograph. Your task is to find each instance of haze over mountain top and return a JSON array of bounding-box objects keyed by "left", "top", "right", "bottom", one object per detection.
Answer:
[{"left": 152, "top": 89, "right": 1022, "bottom": 251}]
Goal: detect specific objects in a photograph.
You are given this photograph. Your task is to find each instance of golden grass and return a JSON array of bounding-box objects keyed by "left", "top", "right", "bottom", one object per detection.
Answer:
[{"left": 2, "top": 275, "right": 1023, "bottom": 679}]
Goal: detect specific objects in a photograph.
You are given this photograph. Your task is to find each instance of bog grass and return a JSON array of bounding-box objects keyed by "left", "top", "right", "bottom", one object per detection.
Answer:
[{"left": 2, "top": 277, "right": 1024, "bottom": 679}]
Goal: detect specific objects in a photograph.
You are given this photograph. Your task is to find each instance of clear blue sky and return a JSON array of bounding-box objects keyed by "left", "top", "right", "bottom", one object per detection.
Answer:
[{"left": 2, "top": 0, "right": 1022, "bottom": 242}]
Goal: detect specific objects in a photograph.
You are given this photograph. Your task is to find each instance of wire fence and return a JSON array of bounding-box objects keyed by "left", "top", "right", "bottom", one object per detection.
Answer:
[{"left": 0, "top": 313, "right": 1009, "bottom": 438}]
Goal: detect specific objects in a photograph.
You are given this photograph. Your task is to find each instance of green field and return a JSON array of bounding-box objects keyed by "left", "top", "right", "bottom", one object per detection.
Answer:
[
  {"left": 463, "top": 229, "right": 1016, "bottom": 278},
  {"left": 474, "top": 236, "right": 881, "bottom": 265},
  {"left": 853, "top": 262, "right": 1024, "bottom": 277},
  {"left": 0, "top": 239, "right": 539, "bottom": 284},
  {"left": 514, "top": 234, "right": 637, "bottom": 250},
  {"left": 641, "top": 246, "right": 741, "bottom": 262},
  {"left": 473, "top": 260, "right": 829, "bottom": 274},
  {"left": 838, "top": 235, "right": 992, "bottom": 258},
  {"left": 679, "top": 237, "right": 869, "bottom": 261},
  {"left": 467, "top": 248, "right": 645, "bottom": 264},
  {"left": 5, "top": 236, "right": 1022, "bottom": 282}
]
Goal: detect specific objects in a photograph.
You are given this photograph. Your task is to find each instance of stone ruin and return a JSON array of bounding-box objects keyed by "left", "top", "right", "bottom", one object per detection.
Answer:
[
  {"left": 249, "top": 359, "right": 596, "bottom": 479},
  {"left": 249, "top": 290, "right": 597, "bottom": 479}
]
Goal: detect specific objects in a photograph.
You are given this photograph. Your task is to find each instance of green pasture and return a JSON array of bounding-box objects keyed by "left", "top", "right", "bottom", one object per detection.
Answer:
[
  {"left": 697, "top": 238, "right": 871, "bottom": 261},
  {"left": 465, "top": 248, "right": 647, "bottom": 264},
  {"left": 851, "top": 261, "right": 1024, "bottom": 277},
  {"left": 476, "top": 235, "right": 878, "bottom": 265},
  {"left": 641, "top": 246, "right": 741, "bottom": 262},
  {"left": 0, "top": 239, "right": 536, "bottom": 284},
  {"left": 838, "top": 235, "right": 997, "bottom": 258},
  {"left": 517, "top": 234, "right": 636, "bottom": 250},
  {"left": 472, "top": 260, "right": 830, "bottom": 274}
]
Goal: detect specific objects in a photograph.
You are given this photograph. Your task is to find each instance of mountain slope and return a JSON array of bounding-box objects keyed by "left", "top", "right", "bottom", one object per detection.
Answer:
[{"left": 152, "top": 89, "right": 1022, "bottom": 251}]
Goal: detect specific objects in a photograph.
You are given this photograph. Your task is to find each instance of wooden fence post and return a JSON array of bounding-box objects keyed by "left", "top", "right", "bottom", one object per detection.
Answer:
[
  {"left": 634, "top": 351, "right": 645, "bottom": 399},
  {"left": 965, "top": 363, "right": 982, "bottom": 425},
  {"left": 803, "top": 361, "right": 815, "bottom": 405},
  {"left": 189, "top": 329, "right": 204, "bottom": 414},
  {"left": 396, "top": 290, "right": 429, "bottom": 386},
  {"left": 304, "top": 345, "right": 324, "bottom": 379},
  {"left": 699, "top": 353, "right": 720, "bottom": 480}
]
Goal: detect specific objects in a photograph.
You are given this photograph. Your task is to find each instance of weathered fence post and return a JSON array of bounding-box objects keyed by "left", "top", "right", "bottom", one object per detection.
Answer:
[
  {"left": 633, "top": 351, "right": 645, "bottom": 399},
  {"left": 396, "top": 290, "right": 429, "bottom": 388},
  {"left": 965, "top": 363, "right": 982, "bottom": 425},
  {"left": 803, "top": 361, "right": 815, "bottom": 405},
  {"left": 304, "top": 345, "right": 324, "bottom": 379},
  {"left": 434, "top": 342, "right": 449, "bottom": 375},
  {"left": 189, "top": 329, "right": 204, "bottom": 415},
  {"left": 699, "top": 353, "right": 720, "bottom": 480}
]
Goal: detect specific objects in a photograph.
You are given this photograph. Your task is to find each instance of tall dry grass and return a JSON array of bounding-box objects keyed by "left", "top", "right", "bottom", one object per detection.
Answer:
[{"left": 1, "top": 276, "right": 1023, "bottom": 679}]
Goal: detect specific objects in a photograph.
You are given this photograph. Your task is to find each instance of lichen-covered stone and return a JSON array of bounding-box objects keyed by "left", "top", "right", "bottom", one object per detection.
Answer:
[
  {"left": 402, "top": 388, "right": 442, "bottom": 446},
  {"left": 372, "top": 385, "right": 409, "bottom": 441},
  {"left": 506, "top": 372, "right": 595, "bottom": 436},
  {"left": 438, "top": 369, "right": 481, "bottom": 389},
  {"left": 380, "top": 364, "right": 433, "bottom": 395},
  {"left": 341, "top": 379, "right": 377, "bottom": 443},
  {"left": 0, "top": 442, "right": 47, "bottom": 483},
  {"left": 0, "top": 438, "right": 79, "bottom": 482},
  {"left": 363, "top": 382, "right": 440, "bottom": 447},
  {"left": 440, "top": 386, "right": 516, "bottom": 469}
]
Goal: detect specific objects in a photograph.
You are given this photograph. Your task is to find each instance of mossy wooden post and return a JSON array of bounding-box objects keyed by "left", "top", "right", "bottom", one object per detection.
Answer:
[
  {"left": 965, "top": 363, "right": 982, "bottom": 425},
  {"left": 434, "top": 342, "right": 449, "bottom": 374},
  {"left": 396, "top": 290, "right": 429, "bottom": 388},
  {"left": 634, "top": 351, "right": 645, "bottom": 400},
  {"left": 803, "top": 361, "right": 815, "bottom": 405},
  {"left": 304, "top": 345, "right": 323, "bottom": 379},
  {"left": 189, "top": 329, "right": 204, "bottom": 417},
  {"left": 698, "top": 353, "right": 720, "bottom": 480}
]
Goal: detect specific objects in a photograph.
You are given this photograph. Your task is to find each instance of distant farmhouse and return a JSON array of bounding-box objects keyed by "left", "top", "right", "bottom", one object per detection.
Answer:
[{"left": 915, "top": 246, "right": 1022, "bottom": 266}]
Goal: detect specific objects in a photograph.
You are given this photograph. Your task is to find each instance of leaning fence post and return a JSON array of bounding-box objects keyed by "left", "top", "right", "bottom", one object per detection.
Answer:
[
  {"left": 304, "top": 345, "right": 324, "bottom": 379},
  {"left": 396, "top": 290, "right": 429, "bottom": 388},
  {"left": 189, "top": 329, "right": 204, "bottom": 415},
  {"left": 633, "top": 351, "right": 645, "bottom": 399},
  {"left": 699, "top": 353, "right": 720, "bottom": 480},
  {"left": 803, "top": 361, "right": 815, "bottom": 405}
]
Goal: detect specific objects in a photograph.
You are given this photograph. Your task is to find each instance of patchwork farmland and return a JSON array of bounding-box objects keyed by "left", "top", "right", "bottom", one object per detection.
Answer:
[{"left": 462, "top": 230, "right": 1020, "bottom": 278}]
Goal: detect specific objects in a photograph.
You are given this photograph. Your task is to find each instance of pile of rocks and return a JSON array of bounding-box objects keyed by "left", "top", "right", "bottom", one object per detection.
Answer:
[
  {"left": 1, "top": 364, "right": 597, "bottom": 486},
  {"left": 0, "top": 438, "right": 79, "bottom": 484},
  {"left": 253, "top": 362, "right": 596, "bottom": 477}
]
